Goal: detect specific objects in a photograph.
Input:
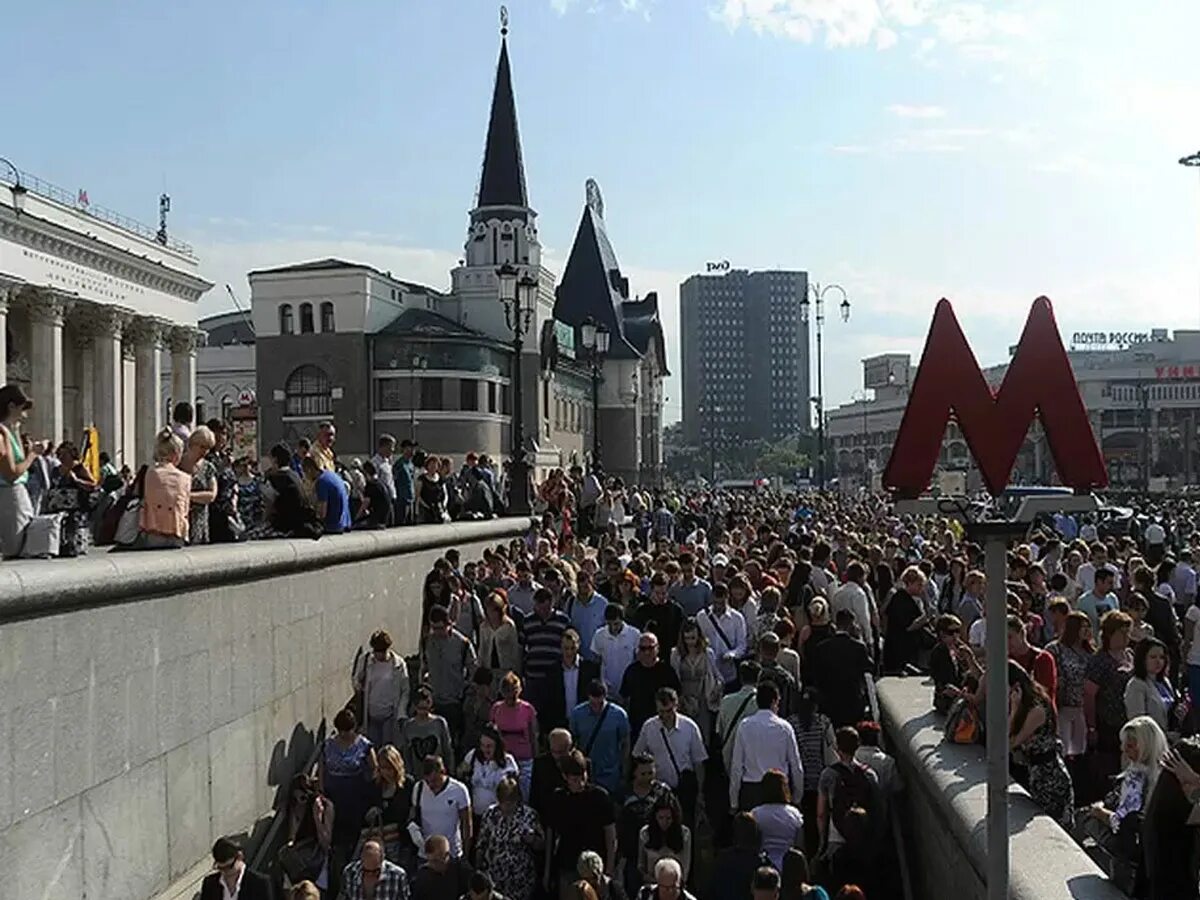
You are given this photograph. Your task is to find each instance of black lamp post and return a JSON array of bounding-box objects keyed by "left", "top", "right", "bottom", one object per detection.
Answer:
[
  {"left": 580, "top": 317, "right": 610, "bottom": 474},
  {"left": 498, "top": 263, "right": 538, "bottom": 516},
  {"left": 0, "top": 157, "right": 27, "bottom": 216},
  {"left": 799, "top": 282, "right": 850, "bottom": 491}
]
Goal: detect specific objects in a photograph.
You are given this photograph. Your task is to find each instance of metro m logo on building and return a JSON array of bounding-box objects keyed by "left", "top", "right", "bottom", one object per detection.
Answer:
[{"left": 883, "top": 297, "right": 1107, "bottom": 498}]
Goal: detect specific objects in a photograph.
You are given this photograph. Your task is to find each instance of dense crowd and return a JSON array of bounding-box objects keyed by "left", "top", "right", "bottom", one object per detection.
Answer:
[{"left": 0, "top": 386, "right": 516, "bottom": 558}]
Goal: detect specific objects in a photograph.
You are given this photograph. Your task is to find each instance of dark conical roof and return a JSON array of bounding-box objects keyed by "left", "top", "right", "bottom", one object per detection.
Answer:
[{"left": 477, "top": 38, "right": 528, "bottom": 209}]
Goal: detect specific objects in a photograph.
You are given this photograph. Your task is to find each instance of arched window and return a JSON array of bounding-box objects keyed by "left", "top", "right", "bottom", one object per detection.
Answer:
[
  {"left": 279, "top": 304, "right": 294, "bottom": 335},
  {"left": 299, "top": 303, "right": 314, "bottom": 334},
  {"left": 285, "top": 365, "right": 332, "bottom": 417},
  {"left": 221, "top": 396, "right": 234, "bottom": 422},
  {"left": 320, "top": 302, "right": 335, "bottom": 333}
]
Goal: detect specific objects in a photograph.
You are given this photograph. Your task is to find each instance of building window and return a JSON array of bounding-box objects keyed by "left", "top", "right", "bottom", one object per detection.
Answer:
[
  {"left": 320, "top": 302, "right": 335, "bottom": 333},
  {"left": 279, "top": 304, "right": 294, "bottom": 334},
  {"left": 420, "top": 379, "right": 443, "bottom": 410},
  {"left": 377, "top": 380, "right": 404, "bottom": 410},
  {"left": 284, "top": 365, "right": 332, "bottom": 416},
  {"left": 542, "top": 379, "right": 550, "bottom": 417},
  {"left": 460, "top": 379, "right": 479, "bottom": 411},
  {"left": 195, "top": 401, "right": 206, "bottom": 424},
  {"left": 299, "top": 303, "right": 314, "bottom": 334},
  {"left": 221, "top": 396, "right": 233, "bottom": 422},
  {"left": 501, "top": 384, "right": 511, "bottom": 416},
  {"left": 487, "top": 382, "right": 498, "bottom": 413}
]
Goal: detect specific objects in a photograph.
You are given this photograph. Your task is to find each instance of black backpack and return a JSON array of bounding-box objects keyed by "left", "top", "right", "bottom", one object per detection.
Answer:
[{"left": 830, "top": 761, "right": 875, "bottom": 847}]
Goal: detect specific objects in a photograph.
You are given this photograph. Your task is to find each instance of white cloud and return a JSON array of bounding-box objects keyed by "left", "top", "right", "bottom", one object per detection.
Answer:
[
  {"left": 713, "top": 0, "right": 1038, "bottom": 62},
  {"left": 887, "top": 103, "right": 947, "bottom": 119}
]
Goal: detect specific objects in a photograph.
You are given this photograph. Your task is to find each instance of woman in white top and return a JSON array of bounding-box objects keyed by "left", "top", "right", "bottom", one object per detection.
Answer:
[
  {"left": 638, "top": 793, "right": 692, "bottom": 884},
  {"left": 750, "top": 770, "right": 804, "bottom": 871},
  {"left": 459, "top": 723, "right": 519, "bottom": 815}
]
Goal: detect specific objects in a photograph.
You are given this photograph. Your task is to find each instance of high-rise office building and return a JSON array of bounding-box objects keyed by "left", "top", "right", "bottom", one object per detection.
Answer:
[{"left": 680, "top": 269, "right": 810, "bottom": 445}]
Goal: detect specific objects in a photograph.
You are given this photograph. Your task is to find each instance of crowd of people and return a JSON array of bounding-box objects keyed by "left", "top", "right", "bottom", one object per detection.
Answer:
[
  {"left": 0, "top": 386, "right": 515, "bottom": 558},
  {"left": 196, "top": 479, "right": 1200, "bottom": 900}
]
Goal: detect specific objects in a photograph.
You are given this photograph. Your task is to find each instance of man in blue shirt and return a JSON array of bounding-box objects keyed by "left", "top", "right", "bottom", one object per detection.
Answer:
[
  {"left": 569, "top": 680, "right": 630, "bottom": 796},
  {"left": 668, "top": 552, "right": 712, "bottom": 617},
  {"left": 567, "top": 570, "right": 609, "bottom": 661},
  {"left": 302, "top": 458, "right": 351, "bottom": 534}
]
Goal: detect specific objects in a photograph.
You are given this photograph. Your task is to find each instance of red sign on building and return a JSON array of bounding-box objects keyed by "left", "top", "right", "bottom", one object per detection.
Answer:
[{"left": 883, "top": 297, "right": 1108, "bottom": 498}]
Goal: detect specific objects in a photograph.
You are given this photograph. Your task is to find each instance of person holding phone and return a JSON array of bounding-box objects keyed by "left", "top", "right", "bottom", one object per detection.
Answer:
[{"left": 0, "top": 385, "right": 40, "bottom": 558}]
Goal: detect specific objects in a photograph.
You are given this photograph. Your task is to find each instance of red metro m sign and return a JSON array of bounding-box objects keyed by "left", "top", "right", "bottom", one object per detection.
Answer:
[{"left": 882, "top": 297, "right": 1108, "bottom": 498}]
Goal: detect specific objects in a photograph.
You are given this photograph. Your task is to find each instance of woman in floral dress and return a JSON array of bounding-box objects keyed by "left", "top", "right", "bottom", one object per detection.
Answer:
[
  {"left": 475, "top": 777, "right": 543, "bottom": 900},
  {"left": 1009, "top": 660, "right": 1074, "bottom": 829}
]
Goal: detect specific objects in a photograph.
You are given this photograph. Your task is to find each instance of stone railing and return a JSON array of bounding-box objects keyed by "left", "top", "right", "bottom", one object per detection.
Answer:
[
  {"left": 877, "top": 676, "right": 1128, "bottom": 900},
  {"left": 0, "top": 519, "right": 529, "bottom": 900}
]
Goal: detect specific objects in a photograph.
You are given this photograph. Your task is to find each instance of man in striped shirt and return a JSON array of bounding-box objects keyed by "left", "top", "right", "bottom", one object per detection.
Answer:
[{"left": 520, "top": 587, "right": 571, "bottom": 730}]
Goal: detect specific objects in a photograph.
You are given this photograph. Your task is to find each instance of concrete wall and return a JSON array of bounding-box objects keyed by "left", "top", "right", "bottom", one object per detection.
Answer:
[
  {"left": 877, "top": 677, "right": 1127, "bottom": 900},
  {"left": 0, "top": 518, "right": 528, "bottom": 900}
]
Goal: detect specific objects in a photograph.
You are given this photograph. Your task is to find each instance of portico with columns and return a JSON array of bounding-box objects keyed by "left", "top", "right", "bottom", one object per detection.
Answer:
[{"left": 1, "top": 164, "right": 211, "bottom": 466}]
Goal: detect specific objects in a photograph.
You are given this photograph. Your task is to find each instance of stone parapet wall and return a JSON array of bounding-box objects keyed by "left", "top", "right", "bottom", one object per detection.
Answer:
[{"left": 0, "top": 519, "right": 528, "bottom": 900}]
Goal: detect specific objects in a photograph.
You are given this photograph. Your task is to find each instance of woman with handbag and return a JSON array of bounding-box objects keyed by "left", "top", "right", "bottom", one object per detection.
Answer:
[
  {"left": 0, "top": 384, "right": 41, "bottom": 558},
  {"left": 362, "top": 744, "right": 417, "bottom": 872},
  {"left": 45, "top": 441, "right": 98, "bottom": 557},
  {"left": 279, "top": 774, "right": 334, "bottom": 893}
]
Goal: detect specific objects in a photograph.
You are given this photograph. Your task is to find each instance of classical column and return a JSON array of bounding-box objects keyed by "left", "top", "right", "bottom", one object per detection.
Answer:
[
  {"left": 167, "top": 326, "right": 202, "bottom": 421},
  {"left": 28, "top": 291, "right": 66, "bottom": 444},
  {"left": 128, "top": 317, "right": 166, "bottom": 466},
  {"left": 122, "top": 341, "right": 137, "bottom": 466},
  {"left": 91, "top": 307, "right": 132, "bottom": 464},
  {"left": 0, "top": 282, "right": 11, "bottom": 385}
]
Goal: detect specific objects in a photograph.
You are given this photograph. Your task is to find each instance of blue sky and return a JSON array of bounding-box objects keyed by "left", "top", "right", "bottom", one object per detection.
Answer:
[{"left": 7, "top": 0, "right": 1200, "bottom": 424}]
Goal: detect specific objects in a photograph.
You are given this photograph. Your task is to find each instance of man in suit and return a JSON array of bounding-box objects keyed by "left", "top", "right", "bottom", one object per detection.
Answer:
[
  {"left": 200, "top": 836, "right": 272, "bottom": 900},
  {"left": 542, "top": 628, "right": 600, "bottom": 731}
]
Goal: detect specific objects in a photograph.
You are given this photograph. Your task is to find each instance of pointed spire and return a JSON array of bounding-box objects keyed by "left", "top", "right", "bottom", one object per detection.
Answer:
[{"left": 477, "top": 7, "right": 528, "bottom": 209}]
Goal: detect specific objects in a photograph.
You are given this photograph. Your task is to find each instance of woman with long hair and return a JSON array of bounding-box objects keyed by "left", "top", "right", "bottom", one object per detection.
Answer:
[
  {"left": 671, "top": 618, "right": 721, "bottom": 739},
  {"left": 750, "top": 769, "right": 805, "bottom": 871},
  {"left": 1125, "top": 636, "right": 1177, "bottom": 732},
  {"left": 365, "top": 744, "right": 415, "bottom": 868},
  {"left": 1008, "top": 660, "right": 1074, "bottom": 828},
  {"left": 460, "top": 722, "right": 519, "bottom": 815},
  {"left": 1078, "top": 716, "right": 1167, "bottom": 858},
  {"left": 479, "top": 591, "right": 521, "bottom": 692},
  {"left": 280, "top": 773, "right": 334, "bottom": 891},
  {"left": 637, "top": 793, "right": 692, "bottom": 884},
  {"left": 1084, "top": 611, "right": 1135, "bottom": 802},
  {"left": 939, "top": 558, "right": 967, "bottom": 615},
  {"left": 1046, "top": 610, "right": 1094, "bottom": 766}
]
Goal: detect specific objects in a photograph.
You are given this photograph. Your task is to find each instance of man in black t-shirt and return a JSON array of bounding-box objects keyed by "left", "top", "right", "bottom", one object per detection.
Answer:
[
  {"left": 630, "top": 573, "right": 685, "bottom": 658},
  {"left": 619, "top": 633, "right": 683, "bottom": 737},
  {"left": 544, "top": 749, "right": 616, "bottom": 900}
]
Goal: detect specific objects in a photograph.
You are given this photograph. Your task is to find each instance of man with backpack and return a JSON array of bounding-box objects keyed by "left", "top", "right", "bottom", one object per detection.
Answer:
[{"left": 817, "top": 727, "right": 881, "bottom": 892}]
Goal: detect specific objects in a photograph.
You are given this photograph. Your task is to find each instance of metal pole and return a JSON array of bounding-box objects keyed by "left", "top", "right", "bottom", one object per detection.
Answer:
[
  {"left": 1142, "top": 385, "right": 1151, "bottom": 493},
  {"left": 816, "top": 324, "right": 825, "bottom": 489},
  {"left": 591, "top": 356, "right": 602, "bottom": 471},
  {"left": 983, "top": 528, "right": 1011, "bottom": 900},
  {"left": 409, "top": 358, "right": 417, "bottom": 443}
]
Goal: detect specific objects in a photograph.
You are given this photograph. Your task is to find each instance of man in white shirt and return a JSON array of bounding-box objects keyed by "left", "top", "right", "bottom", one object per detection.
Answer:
[
  {"left": 1076, "top": 543, "right": 1120, "bottom": 595},
  {"left": 728, "top": 681, "right": 804, "bottom": 811},
  {"left": 699, "top": 582, "right": 748, "bottom": 687},
  {"left": 413, "top": 755, "right": 473, "bottom": 859},
  {"left": 632, "top": 687, "right": 707, "bottom": 826},
  {"left": 591, "top": 604, "right": 641, "bottom": 699},
  {"left": 829, "top": 562, "right": 878, "bottom": 648},
  {"left": 370, "top": 433, "right": 398, "bottom": 507}
]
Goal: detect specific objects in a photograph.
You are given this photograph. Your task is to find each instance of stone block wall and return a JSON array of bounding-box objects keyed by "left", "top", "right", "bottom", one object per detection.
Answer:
[{"left": 0, "top": 519, "right": 527, "bottom": 900}]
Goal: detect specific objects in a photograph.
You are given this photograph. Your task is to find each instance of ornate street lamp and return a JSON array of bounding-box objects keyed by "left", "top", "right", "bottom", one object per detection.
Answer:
[
  {"left": 580, "top": 317, "right": 610, "bottom": 472},
  {"left": 498, "top": 262, "right": 538, "bottom": 515},
  {"left": 800, "top": 281, "right": 850, "bottom": 490}
]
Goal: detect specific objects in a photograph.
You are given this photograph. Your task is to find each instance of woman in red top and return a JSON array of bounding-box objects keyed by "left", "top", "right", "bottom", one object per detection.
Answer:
[{"left": 490, "top": 671, "right": 540, "bottom": 802}]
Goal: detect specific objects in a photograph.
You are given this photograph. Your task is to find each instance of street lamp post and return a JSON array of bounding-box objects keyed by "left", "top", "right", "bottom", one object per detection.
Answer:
[
  {"left": 0, "top": 157, "right": 28, "bottom": 215},
  {"left": 409, "top": 354, "right": 427, "bottom": 443},
  {"left": 579, "top": 317, "right": 610, "bottom": 474},
  {"left": 851, "top": 389, "right": 869, "bottom": 487},
  {"left": 799, "top": 282, "right": 850, "bottom": 490},
  {"left": 497, "top": 263, "right": 539, "bottom": 516}
]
